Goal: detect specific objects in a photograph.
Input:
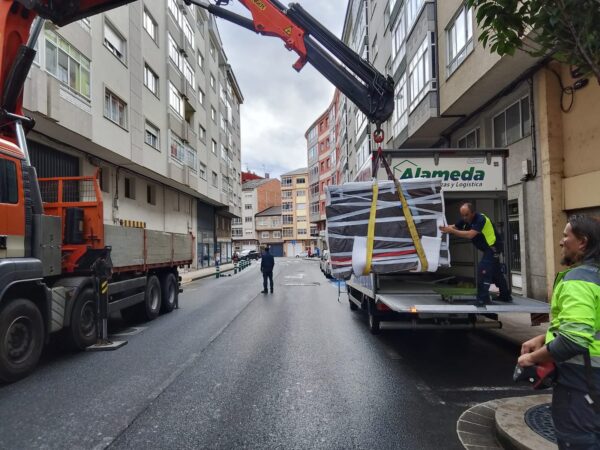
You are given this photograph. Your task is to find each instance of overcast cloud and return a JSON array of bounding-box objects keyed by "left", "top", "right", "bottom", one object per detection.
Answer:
[{"left": 217, "top": 1, "right": 348, "bottom": 179}]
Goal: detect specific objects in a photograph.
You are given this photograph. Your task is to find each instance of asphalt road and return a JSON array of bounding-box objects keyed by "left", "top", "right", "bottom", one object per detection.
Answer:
[{"left": 0, "top": 258, "right": 529, "bottom": 449}]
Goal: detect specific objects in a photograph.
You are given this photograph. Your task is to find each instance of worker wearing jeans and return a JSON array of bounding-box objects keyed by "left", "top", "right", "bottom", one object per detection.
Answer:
[{"left": 261, "top": 246, "right": 275, "bottom": 294}]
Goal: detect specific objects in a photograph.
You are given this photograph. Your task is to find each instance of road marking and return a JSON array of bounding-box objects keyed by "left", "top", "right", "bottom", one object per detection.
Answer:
[
  {"left": 283, "top": 282, "right": 320, "bottom": 286},
  {"left": 285, "top": 274, "right": 305, "bottom": 279},
  {"left": 416, "top": 382, "right": 446, "bottom": 405},
  {"left": 439, "top": 386, "right": 531, "bottom": 392},
  {"left": 109, "top": 327, "right": 147, "bottom": 337}
]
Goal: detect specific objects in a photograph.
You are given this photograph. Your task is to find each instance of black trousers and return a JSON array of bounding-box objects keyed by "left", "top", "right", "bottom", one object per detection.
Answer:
[
  {"left": 262, "top": 271, "right": 273, "bottom": 291},
  {"left": 552, "top": 383, "right": 600, "bottom": 449}
]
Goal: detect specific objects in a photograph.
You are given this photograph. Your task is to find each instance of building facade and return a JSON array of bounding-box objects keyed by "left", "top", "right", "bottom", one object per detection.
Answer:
[
  {"left": 305, "top": 0, "right": 600, "bottom": 300},
  {"left": 232, "top": 178, "right": 281, "bottom": 252},
  {"left": 281, "top": 168, "right": 311, "bottom": 256},
  {"left": 255, "top": 206, "right": 284, "bottom": 257},
  {"left": 23, "top": 1, "right": 242, "bottom": 269}
]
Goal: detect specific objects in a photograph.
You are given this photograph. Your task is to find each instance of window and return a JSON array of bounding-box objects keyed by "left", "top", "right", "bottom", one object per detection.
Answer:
[
  {"left": 281, "top": 177, "right": 292, "bottom": 187},
  {"left": 296, "top": 190, "right": 306, "bottom": 197},
  {"left": 282, "top": 190, "right": 292, "bottom": 199},
  {"left": 211, "top": 139, "right": 217, "bottom": 154},
  {"left": 183, "top": 18, "right": 194, "bottom": 49},
  {"left": 104, "top": 21, "right": 126, "bottom": 62},
  {"left": 44, "top": 30, "right": 90, "bottom": 99},
  {"left": 143, "top": 9, "right": 157, "bottom": 41},
  {"left": 198, "top": 51, "right": 204, "bottom": 69},
  {"left": 244, "top": 204, "right": 253, "bottom": 210},
  {"left": 183, "top": 60, "right": 195, "bottom": 88},
  {"left": 297, "top": 216, "right": 306, "bottom": 222},
  {"left": 0, "top": 159, "right": 18, "bottom": 204},
  {"left": 457, "top": 128, "right": 480, "bottom": 148},
  {"left": 232, "top": 229, "right": 243, "bottom": 237},
  {"left": 169, "top": 131, "right": 185, "bottom": 162},
  {"left": 393, "top": 72, "right": 407, "bottom": 136},
  {"left": 168, "top": 0, "right": 182, "bottom": 24},
  {"left": 124, "top": 177, "right": 135, "bottom": 199},
  {"left": 220, "top": 113, "right": 226, "bottom": 131},
  {"left": 245, "top": 217, "right": 253, "bottom": 223},
  {"left": 212, "top": 171, "right": 218, "bottom": 187},
  {"left": 296, "top": 203, "right": 306, "bottom": 210},
  {"left": 198, "top": 88, "right": 205, "bottom": 105},
  {"left": 186, "top": 147, "right": 197, "bottom": 171},
  {"left": 282, "top": 215, "right": 294, "bottom": 225},
  {"left": 169, "top": 83, "right": 184, "bottom": 117},
  {"left": 199, "top": 125, "right": 206, "bottom": 141},
  {"left": 296, "top": 177, "right": 306, "bottom": 184},
  {"left": 145, "top": 122, "right": 160, "bottom": 149},
  {"left": 144, "top": 64, "right": 158, "bottom": 96},
  {"left": 210, "top": 73, "right": 216, "bottom": 91},
  {"left": 168, "top": 34, "right": 182, "bottom": 70},
  {"left": 147, "top": 184, "right": 156, "bottom": 205},
  {"left": 391, "top": 6, "right": 406, "bottom": 73},
  {"left": 211, "top": 106, "right": 216, "bottom": 122},
  {"left": 261, "top": 232, "right": 270, "bottom": 239},
  {"left": 209, "top": 40, "right": 216, "bottom": 59},
  {"left": 493, "top": 97, "right": 531, "bottom": 147},
  {"left": 283, "top": 228, "right": 294, "bottom": 238},
  {"left": 447, "top": 5, "right": 473, "bottom": 75},
  {"left": 406, "top": 0, "right": 425, "bottom": 30},
  {"left": 408, "top": 36, "right": 433, "bottom": 111},
  {"left": 282, "top": 202, "right": 293, "bottom": 212},
  {"left": 297, "top": 229, "right": 307, "bottom": 236},
  {"left": 199, "top": 163, "right": 207, "bottom": 180},
  {"left": 273, "top": 231, "right": 282, "bottom": 239},
  {"left": 104, "top": 90, "right": 127, "bottom": 128}
]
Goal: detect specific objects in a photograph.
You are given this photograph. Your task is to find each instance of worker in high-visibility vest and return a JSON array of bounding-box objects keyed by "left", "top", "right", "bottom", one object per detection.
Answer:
[
  {"left": 518, "top": 215, "right": 600, "bottom": 448},
  {"left": 440, "top": 202, "right": 512, "bottom": 306}
]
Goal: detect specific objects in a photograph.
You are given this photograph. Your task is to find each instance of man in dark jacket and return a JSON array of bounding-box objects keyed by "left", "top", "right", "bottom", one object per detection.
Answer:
[{"left": 261, "top": 246, "right": 275, "bottom": 294}]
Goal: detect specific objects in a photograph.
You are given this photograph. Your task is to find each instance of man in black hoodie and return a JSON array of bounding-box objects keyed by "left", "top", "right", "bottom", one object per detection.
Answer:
[{"left": 260, "top": 246, "right": 275, "bottom": 294}]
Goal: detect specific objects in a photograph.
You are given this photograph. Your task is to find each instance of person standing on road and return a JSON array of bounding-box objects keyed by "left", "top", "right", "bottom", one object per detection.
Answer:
[
  {"left": 261, "top": 246, "right": 275, "bottom": 294},
  {"left": 439, "top": 202, "right": 511, "bottom": 306},
  {"left": 518, "top": 215, "right": 600, "bottom": 449}
]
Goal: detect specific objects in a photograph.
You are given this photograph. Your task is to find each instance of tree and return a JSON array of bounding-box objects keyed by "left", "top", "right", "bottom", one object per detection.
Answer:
[{"left": 465, "top": 0, "right": 600, "bottom": 83}]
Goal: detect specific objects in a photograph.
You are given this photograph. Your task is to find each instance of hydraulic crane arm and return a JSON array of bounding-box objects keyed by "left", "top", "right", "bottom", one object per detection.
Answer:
[
  {"left": 186, "top": 0, "right": 394, "bottom": 125},
  {"left": 0, "top": 0, "right": 393, "bottom": 139}
]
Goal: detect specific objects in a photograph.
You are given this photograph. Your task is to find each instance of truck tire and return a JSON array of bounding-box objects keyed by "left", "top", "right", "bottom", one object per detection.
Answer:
[
  {"left": 0, "top": 298, "right": 44, "bottom": 383},
  {"left": 69, "top": 288, "right": 97, "bottom": 350},
  {"left": 142, "top": 276, "right": 162, "bottom": 321},
  {"left": 160, "top": 273, "right": 178, "bottom": 314}
]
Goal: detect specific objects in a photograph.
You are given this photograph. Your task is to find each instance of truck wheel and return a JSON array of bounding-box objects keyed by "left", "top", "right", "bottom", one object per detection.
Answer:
[
  {"left": 0, "top": 298, "right": 44, "bottom": 383},
  {"left": 349, "top": 299, "right": 358, "bottom": 311},
  {"left": 142, "top": 276, "right": 162, "bottom": 321},
  {"left": 160, "top": 273, "right": 178, "bottom": 314},
  {"left": 69, "top": 288, "right": 97, "bottom": 350}
]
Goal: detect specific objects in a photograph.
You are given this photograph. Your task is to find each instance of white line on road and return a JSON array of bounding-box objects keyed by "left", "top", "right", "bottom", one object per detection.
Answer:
[
  {"left": 439, "top": 386, "right": 531, "bottom": 392},
  {"left": 416, "top": 382, "right": 446, "bottom": 405}
]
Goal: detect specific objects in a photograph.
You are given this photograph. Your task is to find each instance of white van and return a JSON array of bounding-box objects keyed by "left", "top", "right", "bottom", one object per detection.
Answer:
[{"left": 320, "top": 250, "right": 332, "bottom": 278}]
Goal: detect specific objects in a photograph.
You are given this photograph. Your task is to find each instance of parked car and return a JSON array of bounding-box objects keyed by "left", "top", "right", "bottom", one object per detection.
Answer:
[
  {"left": 240, "top": 250, "right": 260, "bottom": 261},
  {"left": 296, "top": 251, "right": 308, "bottom": 258},
  {"left": 320, "top": 250, "right": 332, "bottom": 278}
]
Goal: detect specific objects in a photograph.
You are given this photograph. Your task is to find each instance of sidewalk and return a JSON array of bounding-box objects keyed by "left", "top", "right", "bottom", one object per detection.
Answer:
[
  {"left": 179, "top": 262, "right": 238, "bottom": 284},
  {"left": 457, "top": 314, "right": 555, "bottom": 449}
]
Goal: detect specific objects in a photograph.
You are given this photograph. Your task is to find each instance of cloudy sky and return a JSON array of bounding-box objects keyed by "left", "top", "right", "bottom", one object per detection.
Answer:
[{"left": 217, "top": 1, "right": 348, "bottom": 179}]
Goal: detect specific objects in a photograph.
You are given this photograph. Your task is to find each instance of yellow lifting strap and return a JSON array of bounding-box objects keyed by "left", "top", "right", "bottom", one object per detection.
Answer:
[
  {"left": 364, "top": 180, "right": 379, "bottom": 275},
  {"left": 393, "top": 178, "right": 428, "bottom": 272}
]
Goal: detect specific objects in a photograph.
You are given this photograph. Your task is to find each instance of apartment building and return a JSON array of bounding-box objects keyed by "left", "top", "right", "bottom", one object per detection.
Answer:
[
  {"left": 255, "top": 206, "right": 284, "bottom": 257},
  {"left": 23, "top": 1, "right": 242, "bottom": 269},
  {"left": 281, "top": 168, "right": 312, "bottom": 256},
  {"left": 232, "top": 178, "right": 281, "bottom": 252}
]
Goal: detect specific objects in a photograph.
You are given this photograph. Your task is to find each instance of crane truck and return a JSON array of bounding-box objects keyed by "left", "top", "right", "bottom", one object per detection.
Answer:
[{"left": 0, "top": 0, "right": 396, "bottom": 382}]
